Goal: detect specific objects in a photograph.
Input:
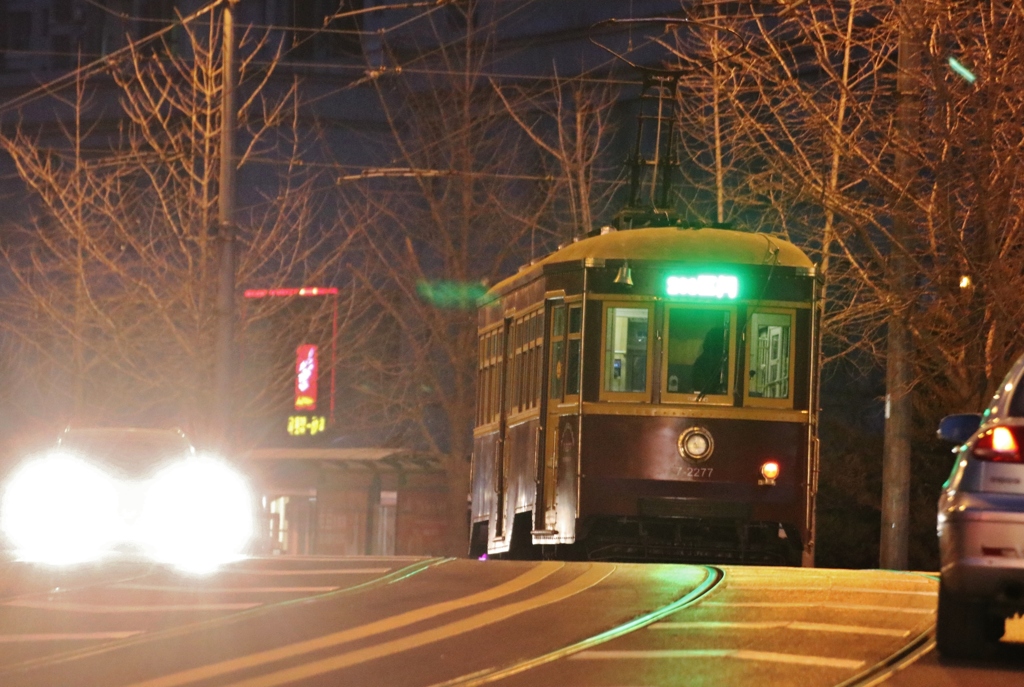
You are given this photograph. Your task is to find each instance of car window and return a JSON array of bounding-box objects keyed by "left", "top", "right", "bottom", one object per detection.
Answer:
[
  {"left": 983, "top": 364, "right": 1024, "bottom": 419},
  {"left": 1011, "top": 379, "right": 1024, "bottom": 417}
]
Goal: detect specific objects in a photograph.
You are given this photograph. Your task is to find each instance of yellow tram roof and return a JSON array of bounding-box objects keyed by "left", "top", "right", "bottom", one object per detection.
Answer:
[{"left": 490, "top": 227, "right": 813, "bottom": 295}]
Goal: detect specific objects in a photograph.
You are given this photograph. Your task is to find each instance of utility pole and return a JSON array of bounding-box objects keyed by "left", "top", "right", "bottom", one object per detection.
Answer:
[
  {"left": 214, "top": 0, "right": 237, "bottom": 449},
  {"left": 880, "top": 1, "right": 919, "bottom": 570}
]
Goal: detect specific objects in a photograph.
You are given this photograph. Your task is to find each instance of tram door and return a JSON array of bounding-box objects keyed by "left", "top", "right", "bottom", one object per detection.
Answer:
[{"left": 540, "top": 301, "right": 581, "bottom": 533}]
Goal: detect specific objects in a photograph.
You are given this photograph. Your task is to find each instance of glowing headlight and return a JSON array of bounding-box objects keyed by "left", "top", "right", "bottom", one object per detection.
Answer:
[
  {"left": 678, "top": 427, "right": 714, "bottom": 461},
  {"left": 137, "top": 457, "right": 253, "bottom": 573},
  {"left": 760, "top": 460, "right": 780, "bottom": 484},
  {"left": 0, "top": 454, "right": 121, "bottom": 564}
]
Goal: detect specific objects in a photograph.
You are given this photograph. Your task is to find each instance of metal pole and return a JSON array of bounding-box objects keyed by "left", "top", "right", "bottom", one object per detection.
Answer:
[
  {"left": 214, "top": 0, "right": 237, "bottom": 448},
  {"left": 880, "top": 1, "right": 918, "bottom": 570}
]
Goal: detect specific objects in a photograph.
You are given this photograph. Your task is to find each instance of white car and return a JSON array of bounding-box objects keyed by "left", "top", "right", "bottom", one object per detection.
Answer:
[
  {"left": 0, "top": 427, "right": 253, "bottom": 573},
  {"left": 936, "top": 353, "right": 1024, "bottom": 658}
]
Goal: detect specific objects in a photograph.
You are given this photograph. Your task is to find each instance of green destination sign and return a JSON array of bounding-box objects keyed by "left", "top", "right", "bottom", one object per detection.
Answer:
[{"left": 665, "top": 274, "right": 739, "bottom": 299}]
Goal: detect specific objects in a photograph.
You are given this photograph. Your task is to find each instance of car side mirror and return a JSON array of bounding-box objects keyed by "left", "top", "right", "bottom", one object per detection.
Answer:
[{"left": 937, "top": 413, "right": 982, "bottom": 444}]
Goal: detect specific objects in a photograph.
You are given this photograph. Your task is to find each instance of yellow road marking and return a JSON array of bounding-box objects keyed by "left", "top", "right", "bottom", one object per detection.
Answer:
[
  {"left": 653, "top": 620, "right": 910, "bottom": 637},
  {"left": 225, "top": 564, "right": 613, "bottom": 687},
  {"left": 126, "top": 561, "right": 563, "bottom": 687},
  {"left": 574, "top": 648, "right": 864, "bottom": 670},
  {"left": 703, "top": 601, "right": 933, "bottom": 614},
  {"left": 725, "top": 584, "right": 935, "bottom": 596}
]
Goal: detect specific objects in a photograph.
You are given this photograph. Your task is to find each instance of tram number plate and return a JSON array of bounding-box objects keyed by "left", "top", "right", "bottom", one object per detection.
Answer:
[{"left": 683, "top": 467, "right": 713, "bottom": 479}]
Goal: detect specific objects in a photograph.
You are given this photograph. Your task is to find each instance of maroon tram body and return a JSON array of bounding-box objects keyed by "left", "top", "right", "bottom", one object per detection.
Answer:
[{"left": 469, "top": 226, "right": 821, "bottom": 566}]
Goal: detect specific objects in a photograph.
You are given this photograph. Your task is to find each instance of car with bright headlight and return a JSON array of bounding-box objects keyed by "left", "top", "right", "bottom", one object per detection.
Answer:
[
  {"left": 936, "top": 352, "right": 1024, "bottom": 658},
  {"left": 0, "top": 427, "right": 254, "bottom": 573}
]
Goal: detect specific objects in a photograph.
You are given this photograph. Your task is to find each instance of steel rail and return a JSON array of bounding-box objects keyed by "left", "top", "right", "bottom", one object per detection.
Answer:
[
  {"left": 430, "top": 564, "right": 724, "bottom": 687},
  {"left": 833, "top": 571, "right": 940, "bottom": 687}
]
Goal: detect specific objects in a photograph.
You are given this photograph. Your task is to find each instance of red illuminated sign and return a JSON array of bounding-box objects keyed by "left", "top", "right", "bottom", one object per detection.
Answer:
[
  {"left": 295, "top": 345, "right": 318, "bottom": 411},
  {"left": 244, "top": 287, "right": 339, "bottom": 298}
]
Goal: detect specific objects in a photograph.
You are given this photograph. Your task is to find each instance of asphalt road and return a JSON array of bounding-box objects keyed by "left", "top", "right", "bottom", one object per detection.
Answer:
[{"left": 0, "top": 556, "right": 1019, "bottom": 686}]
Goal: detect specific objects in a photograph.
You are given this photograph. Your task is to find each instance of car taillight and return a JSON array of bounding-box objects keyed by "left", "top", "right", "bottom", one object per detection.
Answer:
[{"left": 971, "top": 426, "right": 1024, "bottom": 463}]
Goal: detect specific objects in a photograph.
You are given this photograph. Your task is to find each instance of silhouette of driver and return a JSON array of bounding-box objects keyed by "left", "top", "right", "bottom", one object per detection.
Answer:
[{"left": 691, "top": 326, "right": 726, "bottom": 399}]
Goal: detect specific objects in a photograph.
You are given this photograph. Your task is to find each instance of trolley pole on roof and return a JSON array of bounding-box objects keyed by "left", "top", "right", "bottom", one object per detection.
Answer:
[
  {"left": 214, "top": 0, "right": 238, "bottom": 450},
  {"left": 616, "top": 70, "right": 682, "bottom": 230}
]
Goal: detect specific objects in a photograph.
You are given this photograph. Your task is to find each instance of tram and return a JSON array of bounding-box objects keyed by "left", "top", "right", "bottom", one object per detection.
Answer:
[{"left": 469, "top": 225, "right": 821, "bottom": 565}]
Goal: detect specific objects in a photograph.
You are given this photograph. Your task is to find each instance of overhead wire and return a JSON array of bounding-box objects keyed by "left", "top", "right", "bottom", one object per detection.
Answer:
[
  {"left": 1, "top": 1, "right": 677, "bottom": 113},
  {"left": 288, "top": 0, "right": 685, "bottom": 176},
  {"left": 0, "top": 0, "right": 225, "bottom": 117},
  {"left": 2, "top": 0, "right": 685, "bottom": 205},
  {"left": 0, "top": 1, "right": 444, "bottom": 113}
]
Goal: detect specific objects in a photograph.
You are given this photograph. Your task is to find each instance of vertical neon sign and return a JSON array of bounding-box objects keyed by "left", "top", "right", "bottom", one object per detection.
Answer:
[{"left": 295, "top": 344, "right": 318, "bottom": 411}]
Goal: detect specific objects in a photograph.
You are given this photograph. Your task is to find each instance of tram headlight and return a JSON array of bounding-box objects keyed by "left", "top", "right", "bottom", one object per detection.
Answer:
[
  {"left": 0, "top": 454, "right": 121, "bottom": 564},
  {"left": 760, "top": 460, "right": 780, "bottom": 484},
  {"left": 137, "top": 456, "right": 253, "bottom": 573},
  {"left": 678, "top": 428, "right": 714, "bottom": 461}
]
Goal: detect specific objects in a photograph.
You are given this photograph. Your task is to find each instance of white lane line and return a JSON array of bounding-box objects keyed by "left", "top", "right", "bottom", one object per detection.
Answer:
[
  {"left": 219, "top": 568, "right": 390, "bottom": 576},
  {"left": 0, "top": 632, "right": 144, "bottom": 642},
  {"left": 702, "top": 601, "right": 934, "bottom": 614},
  {"left": 3, "top": 600, "right": 261, "bottom": 613},
  {"left": 111, "top": 584, "right": 340, "bottom": 593},
  {"left": 572, "top": 649, "right": 864, "bottom": 669},
  {"left": 726, "top": 585, "right": 935, "bottom": 596},
  {"left": 653, "top": 620, "right": 910, "bottom": 637}
]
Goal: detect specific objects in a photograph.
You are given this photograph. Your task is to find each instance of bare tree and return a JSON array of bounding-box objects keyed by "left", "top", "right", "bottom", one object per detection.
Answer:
[
  {"left": 493, "top": 74, "right": 621, "bottom": 240},
  {"left": 335, "top": 3, "right": 624, "bottom": 555},
  {"left": 651, "top": 0, "right": 1024, "bottom": 566},
  {"left": 0, "top": 12, "right": 365, "bottom": 446}
]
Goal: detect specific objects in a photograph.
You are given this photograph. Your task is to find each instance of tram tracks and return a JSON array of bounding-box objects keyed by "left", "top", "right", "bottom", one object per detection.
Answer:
[
  {"left": 835, "top": 573, "right": 940, "bottom": 687},
  {"left": 431, "top": 565, "right": 939, "bottom": 687},
  {"left": 431, "top": 564, "right": 725, "bottom": 687},
  {"left": 0, "top": 560, "right": 942, "bottom": 687}
]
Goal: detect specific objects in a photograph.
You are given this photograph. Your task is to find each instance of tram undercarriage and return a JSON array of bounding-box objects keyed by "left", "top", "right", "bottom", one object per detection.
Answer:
[
  {"left": 576, "top": 515, "right": 803, "bottom": 566},
  {"left": 476, "top": 511, "right": 803, "bottom": 566}
]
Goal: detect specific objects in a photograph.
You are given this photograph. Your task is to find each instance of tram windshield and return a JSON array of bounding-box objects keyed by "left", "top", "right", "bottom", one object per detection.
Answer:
[
  {"left": 665, "top": 308, "right": 732, "bottom": 398},
  {"left": 603, "top": 306, "right": 650, "bottom": 394},
  {"left": 747, "top": 311, "right": 792, "bottom": 400}
]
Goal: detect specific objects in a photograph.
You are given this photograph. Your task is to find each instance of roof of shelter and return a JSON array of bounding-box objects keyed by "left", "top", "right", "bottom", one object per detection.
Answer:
[{"left": 244, "top": 447, "right": 441, "bottom": 472}]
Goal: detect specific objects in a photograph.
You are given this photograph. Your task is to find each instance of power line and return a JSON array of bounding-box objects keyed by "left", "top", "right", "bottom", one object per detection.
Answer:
[
  {"left": 0, "top": 1, "right": 441, "bottom": 112},
  {"left": 0, "top": 0, "right": 226, "bottom": 117},
  {"left": 1, "top": 1, "right": 672, "bottom": 116}
]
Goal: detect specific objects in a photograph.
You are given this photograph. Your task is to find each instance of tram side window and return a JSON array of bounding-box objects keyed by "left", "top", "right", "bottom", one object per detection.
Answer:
[
  {"left": 477, "top": 329, "right": 502, "bottom": 426},
  {"left": 476, "top": 336, "right": 486, "bottom": 425},
  {"left": 665, "top": 309, "right": 730, "bottom": 397},
  {"left": 513, "top": 320, "right": 524, "bottom": 411},
  {"left": 604, "top": 307, "right": 649, "bottom": 394},
  {"left": 506, "top": 311, "right": 545, "bottom": 416},
  {"left": 523, "top": 311, "right": 543, "bottom": 411},
  {"left": 748, "top": 312, "right": 791, "bottom": 399},
  {"left": 491, "top": 331, "right": 503, "bottom": 422}
]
